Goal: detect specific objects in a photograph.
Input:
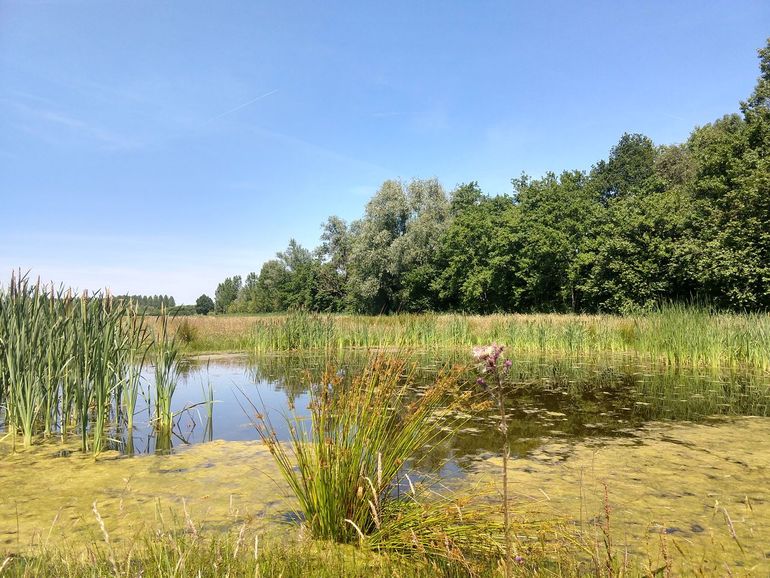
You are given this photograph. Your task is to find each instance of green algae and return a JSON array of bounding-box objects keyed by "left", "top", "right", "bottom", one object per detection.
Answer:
[
  {"left": 0, "top": 439, "right": 291, "bottom": 551},
  {"left": 2, "top": 418, "right": 770, "bottom": 574},
  {"left": 466, "top": 416, "right": 770, "bottom": 574}
]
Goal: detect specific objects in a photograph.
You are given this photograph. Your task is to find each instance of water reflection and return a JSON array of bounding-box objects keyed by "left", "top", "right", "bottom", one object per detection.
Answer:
[{"left": 121, "top": 351, "right": 770, "bottom": 459}]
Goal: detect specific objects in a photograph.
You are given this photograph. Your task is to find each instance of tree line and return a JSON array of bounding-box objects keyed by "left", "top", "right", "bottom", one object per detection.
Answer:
[
  {"left": 119, "top": 295, "right": 177, "bottom": 309},
  {"left": 116, "top": 295, "right": 197, "bottom": 316},
  {"left": 209, "top": 39, "right": 770, "bottom": 315}
]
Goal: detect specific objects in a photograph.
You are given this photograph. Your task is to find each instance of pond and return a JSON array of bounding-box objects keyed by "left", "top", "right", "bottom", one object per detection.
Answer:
[
  {"left": 2, "top": 351, "right": 770, "bottom": 572},
  {"left": 121, "top": 351, "right": 770, "bottom": 461}
]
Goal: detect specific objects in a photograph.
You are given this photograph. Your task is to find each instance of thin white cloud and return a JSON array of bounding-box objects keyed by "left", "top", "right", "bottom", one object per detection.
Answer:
[
  {"left": 4, "top": 97, "right": 141, "bottom": 150},
  {"left": 205, "top": 89, "right": 279, "bottom": 123},
  {"left": 249, "top": 125, "right": 391, "bottom": 175}
]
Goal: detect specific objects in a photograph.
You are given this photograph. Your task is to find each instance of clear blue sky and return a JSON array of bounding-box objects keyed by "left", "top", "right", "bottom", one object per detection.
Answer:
[{"left": 2, "top": 0, "right": 768, "bottom": 303}]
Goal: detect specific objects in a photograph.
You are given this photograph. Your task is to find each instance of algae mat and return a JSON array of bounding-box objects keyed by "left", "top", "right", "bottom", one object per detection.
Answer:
[
  {"left": 469, "top": 416, "right": 770, "bottom": 573},
  {"left": 2, "top": 418, "right": 769, "bottom": 573},
  {"left": 0, "top": 440, "right": 290, "bottom": 551}
]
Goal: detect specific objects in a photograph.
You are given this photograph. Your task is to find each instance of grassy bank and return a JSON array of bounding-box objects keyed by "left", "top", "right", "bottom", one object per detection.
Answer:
[
  {"left": 173, "top": 306, "right": 770, "bottom": 370},
  {"left": 2, "top": 511, "right": 757, "bottom": 578},
  {"left": 0, "top": 535, "right": 501, "bottom": 578}
]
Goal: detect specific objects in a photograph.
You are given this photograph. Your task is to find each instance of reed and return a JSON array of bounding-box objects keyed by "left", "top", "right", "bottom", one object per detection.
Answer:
[
  {"left": 175, "top": 306, "right": 770, "bottom": 370},
  {"left": 120, "top": 302, "right": 150, "bottom": 454},
  {"left": 152, "top": 309, "right": 180, "bottom": 439},
  {"left": 0, "top": 273, "right": 165, "bottom": 454}
]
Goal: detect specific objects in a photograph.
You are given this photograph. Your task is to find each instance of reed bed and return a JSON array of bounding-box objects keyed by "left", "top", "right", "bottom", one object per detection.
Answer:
[
  {"left": 173, "top": 306, "right": 770, "bottom": 370},
  {"left": 0, "top": 274, "right": 179, "bottom": 454}
]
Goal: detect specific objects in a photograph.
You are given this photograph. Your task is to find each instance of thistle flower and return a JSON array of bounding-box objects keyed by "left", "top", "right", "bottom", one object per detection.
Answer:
[
  {"left": 472, "top": 343, "right": 504, "bottom": 366},
  {"left": 471, "top": 345, "right": 495, "bottom": 361}
]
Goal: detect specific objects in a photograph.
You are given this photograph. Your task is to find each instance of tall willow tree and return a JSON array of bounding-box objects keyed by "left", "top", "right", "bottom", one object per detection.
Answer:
[
  {"left": 315, "top": 216, "right": 351, "bottom": 312},
  {"left": 347, "top": 179, "right": 450, "bottom": 313}
]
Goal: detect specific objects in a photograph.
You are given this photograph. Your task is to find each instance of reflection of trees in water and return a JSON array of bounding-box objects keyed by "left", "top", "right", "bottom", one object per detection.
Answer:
[
  {"left": 218, "top": 351, "right": 770, "bottom": 467},
  {"left": 117, "top": 352, "right": 769, "bottom": 462},
  {"left": 247, "top": 352, "right": 333, "bottom": 403},
  {"left": 246, "top": 350, "right": 463, "bottom": 405}
]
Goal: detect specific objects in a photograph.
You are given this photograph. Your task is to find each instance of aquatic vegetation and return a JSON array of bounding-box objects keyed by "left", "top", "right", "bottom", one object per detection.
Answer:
[
  {"left": 0, "top": 274, "right": 176, "bottom": 454},
  {"left": 472, "top": 344, "right": 514, "bottom": 576},
  {"left": 4, "top": 416, "right": 769, "bottom": 575},
  {"left": 152, "top": 310, "right": 180, "bottom": 440},
  {"left": 175, "top": 306, "right": 770, "bottom": 371},
  {"left": 250, "top": 356, "right": 502, "bottom": 568}
]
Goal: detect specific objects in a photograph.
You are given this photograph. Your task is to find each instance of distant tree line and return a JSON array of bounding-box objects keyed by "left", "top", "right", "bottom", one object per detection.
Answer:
[
  {"left": 119, "top": 295, "right": 177, "bottom": 309},
  {"left": 214, "top": 39, "right": 770, "bottom": 315},
  {"left": 116, "top": 294, "right": 197, "bottom": 316}
]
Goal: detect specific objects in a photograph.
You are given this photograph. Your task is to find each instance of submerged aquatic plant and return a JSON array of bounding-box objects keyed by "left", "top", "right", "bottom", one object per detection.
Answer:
[{"left": 250, "top": 356, "right": 502, "bottom": 567}]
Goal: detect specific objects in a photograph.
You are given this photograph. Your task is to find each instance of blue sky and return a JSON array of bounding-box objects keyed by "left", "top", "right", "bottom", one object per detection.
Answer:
[{"left": 1, "top": 0, "right": 768, "bottom": 303}]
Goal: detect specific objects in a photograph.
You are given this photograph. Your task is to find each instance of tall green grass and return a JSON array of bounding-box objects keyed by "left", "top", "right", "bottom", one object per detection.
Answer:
[
  {"left": 0, "top": 273, "right": 176, "bottom": 454},
  {"left": 225, "top": 306, "right": 770, "bottom": 370}
]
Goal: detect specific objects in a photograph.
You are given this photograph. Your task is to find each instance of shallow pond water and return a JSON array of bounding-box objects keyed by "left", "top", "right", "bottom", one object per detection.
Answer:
[
  {"left": 2, "top": 352, "right": 769, "bottom": 572},
  {"left": 105, "top": 351, "right": 770, "bottom": 460}
]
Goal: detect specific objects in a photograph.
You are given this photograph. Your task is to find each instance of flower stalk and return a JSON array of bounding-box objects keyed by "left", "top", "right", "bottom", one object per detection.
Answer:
[{"left": 473, "top": 344, "right": 513, "bottom": 577}]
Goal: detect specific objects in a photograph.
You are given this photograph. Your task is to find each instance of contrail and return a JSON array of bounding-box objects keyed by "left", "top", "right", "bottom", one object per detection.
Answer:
[{"left": 207, "top": 89, "right": 278, "bottom": 122}]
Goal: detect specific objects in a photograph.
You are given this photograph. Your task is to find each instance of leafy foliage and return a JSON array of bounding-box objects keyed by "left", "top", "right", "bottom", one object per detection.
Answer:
[
  {"left": 212, "top": 39, "right": 770, "bottom": 315},
  {"left": 195, "top": 294, "right": 214, "bottom": 315}
]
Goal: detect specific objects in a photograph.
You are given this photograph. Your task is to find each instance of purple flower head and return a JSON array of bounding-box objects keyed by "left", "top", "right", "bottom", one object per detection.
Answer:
[
  {"left": 476, "top": 377, "right": 487, "bottom": 387},
  {"left": 514, "top": 555, "right": 524, "bottom": 564},
  {"left": 503, "top": 359, "right": 512, "bottom": 373}
]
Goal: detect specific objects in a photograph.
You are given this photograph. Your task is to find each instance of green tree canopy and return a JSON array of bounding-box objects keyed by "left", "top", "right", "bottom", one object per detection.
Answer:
[{"left": 195, "top": 294, "right": 215, "bottom": 315}]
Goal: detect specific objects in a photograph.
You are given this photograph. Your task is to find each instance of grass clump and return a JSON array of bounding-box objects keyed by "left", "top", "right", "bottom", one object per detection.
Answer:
[{"left": 250, "top": 356, "right": 503, "bottom": 570}]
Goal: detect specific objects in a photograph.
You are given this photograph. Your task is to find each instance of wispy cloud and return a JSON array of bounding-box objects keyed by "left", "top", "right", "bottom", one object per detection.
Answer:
[
  {"left": 4, "top": 96, "right": 141, "bottom": 150},
  {"left": 248, "top": 125, "right": 391, "bottom": 175},
  {"left": 205, "top": 89, "right": 278, "bottom": 123}
]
